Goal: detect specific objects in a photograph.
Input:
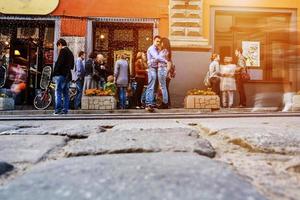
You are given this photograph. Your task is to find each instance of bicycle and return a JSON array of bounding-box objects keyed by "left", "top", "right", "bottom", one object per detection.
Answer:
[{"left": 33, "top": 81, "right": 77, "bottom": 110}]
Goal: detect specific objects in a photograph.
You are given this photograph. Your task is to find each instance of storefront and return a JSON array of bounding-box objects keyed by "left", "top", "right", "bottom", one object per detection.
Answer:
[
  {"left": 0, "top": 0, "right": 299, "bottom": 108},
  {"left": 0, "top": 16, "right": 60, "bottom": 105}
]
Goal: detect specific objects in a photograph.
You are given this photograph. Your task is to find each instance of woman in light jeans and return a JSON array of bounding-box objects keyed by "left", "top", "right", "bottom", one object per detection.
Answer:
[{"left": 157, "top": 38, "right": 172, "bottom": 109}]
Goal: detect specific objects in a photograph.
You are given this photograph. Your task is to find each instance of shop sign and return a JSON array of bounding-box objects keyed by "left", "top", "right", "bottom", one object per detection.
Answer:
[{"left": 0, "top": 0, "right": 59, "bottom": 15}]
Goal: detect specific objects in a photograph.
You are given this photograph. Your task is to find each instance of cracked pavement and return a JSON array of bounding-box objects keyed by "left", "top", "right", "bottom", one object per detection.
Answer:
[{"left": 0, "top": 117, "right": 300, "bottom": 200}]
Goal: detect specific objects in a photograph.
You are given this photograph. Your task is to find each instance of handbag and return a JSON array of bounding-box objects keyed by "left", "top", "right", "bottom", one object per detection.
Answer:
[
  {"left": 241, "top": 67, "right": 250, "bottom": 81},
  {"left": 203, "top": 71, "right": 211, "bottom": 87}
]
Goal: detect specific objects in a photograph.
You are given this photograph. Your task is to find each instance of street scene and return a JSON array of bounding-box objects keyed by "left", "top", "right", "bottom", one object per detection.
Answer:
[{"left": 0, "top": 0, "right": 300, "bottom": 199}]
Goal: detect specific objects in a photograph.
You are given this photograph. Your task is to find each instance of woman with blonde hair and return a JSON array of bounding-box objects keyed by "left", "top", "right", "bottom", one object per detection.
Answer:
[{"left": 220, "top": 57, "right": 237, "bottom": 108}]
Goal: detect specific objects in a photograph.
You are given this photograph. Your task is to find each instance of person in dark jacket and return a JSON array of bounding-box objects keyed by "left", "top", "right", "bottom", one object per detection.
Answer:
[
  {"left": 94, "top": 54, "right": 107, "bottom": 89},
  {"left": 53, "top": 38, "right": 74, "bottom": 115}
]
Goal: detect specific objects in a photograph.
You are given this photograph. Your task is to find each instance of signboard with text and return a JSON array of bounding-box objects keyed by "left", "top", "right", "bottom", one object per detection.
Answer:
[{"left": 0, "top": 0, "right": 59, "bottom": 15}]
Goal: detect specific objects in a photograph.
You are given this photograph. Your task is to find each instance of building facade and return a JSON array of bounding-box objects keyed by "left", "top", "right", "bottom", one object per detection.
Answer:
[{"left": 0, "top": 0, "right": 299, "bottom": 107}]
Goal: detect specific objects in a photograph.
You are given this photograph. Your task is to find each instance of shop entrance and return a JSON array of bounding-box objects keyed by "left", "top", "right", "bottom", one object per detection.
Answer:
[
  {"left": 0, "top": 19, "right": 55, "bottom": 105},
  {"left": 93, "top": 22, "right": 153, "bottom": 75}
]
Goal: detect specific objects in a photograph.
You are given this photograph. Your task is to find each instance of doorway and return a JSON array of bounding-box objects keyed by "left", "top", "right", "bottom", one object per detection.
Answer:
[{"left": 93, "top": 22, "right": 153, "bottom": 75}]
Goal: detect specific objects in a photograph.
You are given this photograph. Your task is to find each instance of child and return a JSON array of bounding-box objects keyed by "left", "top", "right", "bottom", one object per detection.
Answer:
[{"left": 104, "top": 75, "right": 117, "bottom": 94}]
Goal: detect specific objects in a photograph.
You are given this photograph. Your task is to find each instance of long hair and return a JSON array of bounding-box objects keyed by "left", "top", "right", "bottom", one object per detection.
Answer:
[
  {"left": 161, "top": 37, "right": 172, "bottom": 61},
  {"left": 210, "top": 53, "right": 218, "bottom": 61},
  {"left": 78, "top": 51, "right": 85, "bottom": 57},
  {"left": 136, "top": 52, "right": 143, "bottom": 60}
]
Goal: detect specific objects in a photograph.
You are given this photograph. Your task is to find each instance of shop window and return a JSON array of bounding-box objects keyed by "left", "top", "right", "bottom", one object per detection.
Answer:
[
  {"left": 215, "top": 11, "right": 293, "bottom": 82},
  {"left": 113, "top": 29, "right": 133, "bottom": 42},
  {"left": 93, "top": 22, "right": 153, "bottom": 72},
  {"left": 138, "top": 29, "right": 152, "bottom": 52},
  {"left": 95, "top": 28, "right": 109, "bottom": 51},
  {"left": 17, "top": 27, "right": 39, "bottom": 40},
  {"left": 270, "top": 41, "right": 287, "bottom": 79}
]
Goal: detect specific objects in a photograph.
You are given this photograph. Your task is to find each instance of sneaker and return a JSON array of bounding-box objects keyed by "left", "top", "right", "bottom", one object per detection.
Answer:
[{"left": 53, "top": 111, "right": 61, "bottom": 115}]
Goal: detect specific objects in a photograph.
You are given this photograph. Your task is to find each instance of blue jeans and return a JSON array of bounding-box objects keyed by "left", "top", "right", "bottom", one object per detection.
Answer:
[
  {"left": 75, "top": 79, "right": 83, "bottom": 109},
  {"left": 118, "top": 87, "right": 126, "bottom": 109},
  {"left": 53, "top": 76, "right": 70, "bottom": 113},
  {"left": 158, "top": 67, "right": 168, "bottom": 104},
  {"left": 145, "top": 67, "right": 157, "bottom": 106}
]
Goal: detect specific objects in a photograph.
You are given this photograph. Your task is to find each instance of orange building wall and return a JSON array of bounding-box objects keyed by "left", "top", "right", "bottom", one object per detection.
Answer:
[
  {"left": 53, "top": 0, "right": 299, "bottom": 45},
  {"left": 61, "top": 17, "right": 87, "bottom": 36}
]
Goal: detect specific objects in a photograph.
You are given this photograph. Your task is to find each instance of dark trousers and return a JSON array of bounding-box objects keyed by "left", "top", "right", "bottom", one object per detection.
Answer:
[
  {"left": 236, "top": 76, "right": 246, "bottom": 106},
  {"left": 209, "top": 77, "right": 220, "bottom": 97},
  {"left": 135, "top": 77, "right": 146, "bottom": 107}
]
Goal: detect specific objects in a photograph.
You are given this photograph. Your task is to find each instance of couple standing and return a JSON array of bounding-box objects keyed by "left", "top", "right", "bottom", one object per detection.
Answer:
[
  {"left": 145, "top": 35, "right": 171, "bottom": 111},
  {"left": 208, "top": 48, "right": 247, "bottom": 108}
]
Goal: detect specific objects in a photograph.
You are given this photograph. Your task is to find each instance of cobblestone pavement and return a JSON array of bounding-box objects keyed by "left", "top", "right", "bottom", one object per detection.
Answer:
[{"left": 0, "top": 117, "right": 299, "bottom": 200}]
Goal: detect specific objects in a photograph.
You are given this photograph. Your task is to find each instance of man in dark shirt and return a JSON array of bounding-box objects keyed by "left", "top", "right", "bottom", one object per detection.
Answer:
[{"left": 53, "top": 38, "right": 74, "bottom": 114}]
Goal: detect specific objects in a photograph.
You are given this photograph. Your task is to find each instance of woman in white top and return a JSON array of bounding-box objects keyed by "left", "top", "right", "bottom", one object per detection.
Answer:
[{"left": 220, "top": 57, "right": 237, "bottom": 108}]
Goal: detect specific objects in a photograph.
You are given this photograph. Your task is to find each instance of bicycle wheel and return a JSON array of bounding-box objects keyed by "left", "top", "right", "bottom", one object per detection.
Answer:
[{"left": 33, "top": 92, "right": 52, "bottom": 110}]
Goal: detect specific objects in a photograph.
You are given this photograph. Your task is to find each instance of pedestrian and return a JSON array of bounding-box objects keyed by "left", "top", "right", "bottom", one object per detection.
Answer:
[
  {"left": 94, "top": 54, "right": 107, "bottom": 89},
  {"left": 220, "top": 57, "right": 236, "bottom": 108},
  {"left": 114, "top": 53, "right": 129, "bottom": 109},
  {"left": 74, "top": 51, "right": 85, "bottom": 109},
  {"left": 83, "top": 52, "right": 97, "bottom": 91},
  {"left": 208, "top": 53, "right": 221, "bottom": 96},
  {"left": 52, "top": 38, "right": 74, "bottom": 115},
  {"left": 235, "top": 48, "right": 247, "bottom": 107},
  {"left": 158, "top": 37, "right": 172, "bottom": 109},
  {"left": 134, "top": 52, "right": 148, "bottom": 108},
  {"left": 145, "top": 35, "right": 167, "bottom": 112}
]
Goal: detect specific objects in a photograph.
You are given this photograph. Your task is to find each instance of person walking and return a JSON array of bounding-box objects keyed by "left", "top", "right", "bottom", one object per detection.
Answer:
[
  {"left": 220, "top": 57, "right": 237, "bottom": 108},
  {"left": 235, "top": 48, "right": 247, "bottom": 107},
  {"left": 134, "top": 52, "right": 147, "bottom": 108},
  {"left": 208, "top": 53, "right": 221, "bottom": 96},
  {"left": 145, "top": 35, "right": 167, "bottom": 112},
  {"left": 74, "top": 51, "right": 85, "bottom": 109},
  {"left": 52, "top": 38, "right": 74, "bottom": 115},
  {"left": 114, "top": 53, "right": 129, "bottom": 109}
]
